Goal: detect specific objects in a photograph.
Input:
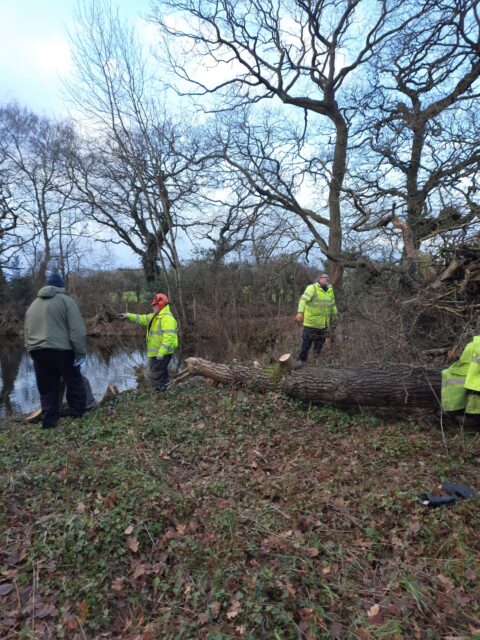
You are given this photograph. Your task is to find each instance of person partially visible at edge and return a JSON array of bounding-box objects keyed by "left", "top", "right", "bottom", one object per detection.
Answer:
[
  {"left": 441, "top": 335, "right": 480, "bottom": 418},
  {"left": 295, "top": 271, "right": 337, "bottom": 362},
  {"left": 118, "top": 293, "right": 178, "bottom": 390},
  {"left": 24, "top": 273, "right": 87, "bottom": 429}
]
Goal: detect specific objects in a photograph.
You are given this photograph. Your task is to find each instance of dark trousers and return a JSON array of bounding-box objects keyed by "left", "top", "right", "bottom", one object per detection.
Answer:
[
  {"left": 148, "top": 355, "right": 172, "bottom": 390},
  {"left": 30, "top": 349, "right": 86, "bottom": 428},
  {"left": 298, "top": 327, "right": 327, "bottom": 362}
]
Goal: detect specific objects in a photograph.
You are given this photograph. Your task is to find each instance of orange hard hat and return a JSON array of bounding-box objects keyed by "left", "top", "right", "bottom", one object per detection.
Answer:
[{"left": 151, "top": 293, "right": 169, "bottom": 309}]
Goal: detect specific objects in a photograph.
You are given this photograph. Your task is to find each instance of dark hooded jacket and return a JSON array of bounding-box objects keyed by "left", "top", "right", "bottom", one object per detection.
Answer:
[{"left": 24, "top": 286, "right": 86, "bottom": 357}]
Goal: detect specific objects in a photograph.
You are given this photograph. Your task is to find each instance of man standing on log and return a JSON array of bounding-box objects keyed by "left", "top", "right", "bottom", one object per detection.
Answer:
[
  {"left": 295, "top": 272, "right": 337, "bottom": 362},
  {"left": 118, "top": 293, "right": 178, "bottom": 390},
  {"left": 24, "top": 273, "right": 87, "bottom": 429}
]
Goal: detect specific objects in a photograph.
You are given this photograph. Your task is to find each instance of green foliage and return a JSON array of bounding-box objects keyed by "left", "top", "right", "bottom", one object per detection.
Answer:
[{"left": 1, "top": 387, "right": 479, "bottom": 639}]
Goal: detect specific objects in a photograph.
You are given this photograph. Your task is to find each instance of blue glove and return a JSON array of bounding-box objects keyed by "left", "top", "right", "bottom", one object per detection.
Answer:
[{"left": 73, "top": 356, "right": 86, "bottom": 368}]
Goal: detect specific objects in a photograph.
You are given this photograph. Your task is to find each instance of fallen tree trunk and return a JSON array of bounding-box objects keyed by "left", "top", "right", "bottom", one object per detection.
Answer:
[{"left": 170, "top": 357, "right": 442, "bottom": 409}]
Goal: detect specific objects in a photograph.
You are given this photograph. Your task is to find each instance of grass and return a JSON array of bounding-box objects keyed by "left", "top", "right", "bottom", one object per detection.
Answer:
[{"left": 1, "top": 383, "right": 479, "bottom": 639}]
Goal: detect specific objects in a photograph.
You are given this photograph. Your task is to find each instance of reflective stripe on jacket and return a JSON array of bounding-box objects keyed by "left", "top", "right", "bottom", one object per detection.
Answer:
[
  {"left": 125, "top": 305, "right": 178, "bottom": 358},
  {"left": 297, "top": 283, "right": 337, "bottom": 329},
  {"left": 441, "top": 338, "right": 480, "bottom": 413}
]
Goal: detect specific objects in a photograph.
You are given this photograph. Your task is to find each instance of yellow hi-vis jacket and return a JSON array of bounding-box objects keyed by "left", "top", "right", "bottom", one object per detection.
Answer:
[
  {"left": 125, "top": 305, "right": 178, "bottom": 358},
  {"left": 298, "top": 283, "right": 337, "bottom": 329},
  {"left": 441, "top": 336, "right": 480, "bottom": 414}
]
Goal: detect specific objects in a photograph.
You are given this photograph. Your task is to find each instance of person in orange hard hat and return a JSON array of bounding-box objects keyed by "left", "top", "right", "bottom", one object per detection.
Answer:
[{"left": 118, "top": 294, "right": 178, "bottom": 390}]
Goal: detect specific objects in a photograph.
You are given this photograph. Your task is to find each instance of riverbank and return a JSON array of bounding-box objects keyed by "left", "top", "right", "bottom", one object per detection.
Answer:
[{"left": 1, "top": 384, "right": 479, "bottom": 639}]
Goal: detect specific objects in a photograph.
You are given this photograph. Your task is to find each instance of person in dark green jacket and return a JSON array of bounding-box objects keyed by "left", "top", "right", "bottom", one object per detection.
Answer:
[
  {"left": 24, "top": 273, "right": 87, "bottom": 429},
  {"left": 118, "top": 293, "right": 178, "bottom": 390}
]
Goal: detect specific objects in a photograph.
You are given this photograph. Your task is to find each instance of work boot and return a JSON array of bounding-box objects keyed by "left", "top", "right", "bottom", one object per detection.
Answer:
[{"left": 25, "top": 407, "right": 42, "bottom": 424}]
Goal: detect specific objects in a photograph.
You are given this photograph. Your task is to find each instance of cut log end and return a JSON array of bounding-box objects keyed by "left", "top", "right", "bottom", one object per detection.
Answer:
[{"left": 278, "top": 353, "right": 304, "bottom": 371}]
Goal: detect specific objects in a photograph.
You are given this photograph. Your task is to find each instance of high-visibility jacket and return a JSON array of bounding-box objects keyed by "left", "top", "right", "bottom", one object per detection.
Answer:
[
  {"left": 465, "top": 336, "right": 480, "bottom": 392},
  {"left": 125, "top": 305, "right": 178, "bottom": 358},
  {"left": 441, "top": 336, "right": 480, "bottom": 414},
  {"left": 297, "top": 283, "right": 337, "bottom": 329}
]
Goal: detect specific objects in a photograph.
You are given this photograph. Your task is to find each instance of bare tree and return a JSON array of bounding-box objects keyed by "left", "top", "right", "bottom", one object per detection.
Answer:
[
  {"left": 0, "top": 158, "right": 20, "bottom": 302},
  {"left": 66, "top": 0, "right": 214, "bottom": 325},
  {"left": 348, "top": 0, "right": 480, "bottom": 268},
  {"left": 0, "top": 104, "right": 84, "bottom": 287},
  {"left": 149, "top": 0, "right": 424, "bottom": 283}
]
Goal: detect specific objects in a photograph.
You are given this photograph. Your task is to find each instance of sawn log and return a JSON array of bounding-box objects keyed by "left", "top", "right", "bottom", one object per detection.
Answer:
[{"left": 169, "top": 357, "right": 442, "bottom": 409}]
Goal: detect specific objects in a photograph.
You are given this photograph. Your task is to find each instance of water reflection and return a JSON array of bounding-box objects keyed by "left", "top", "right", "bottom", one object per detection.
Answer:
[
  {"left": 0, "top": 341, "right": 23, "bottom": 415},
  {"left": 0, "top": 338, "right": 170, "bottom": 420}
]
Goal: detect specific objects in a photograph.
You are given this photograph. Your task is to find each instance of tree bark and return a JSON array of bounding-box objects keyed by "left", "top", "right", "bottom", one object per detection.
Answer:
[{"left": 171, "top": 357, "right": 442, "bottom": 409}]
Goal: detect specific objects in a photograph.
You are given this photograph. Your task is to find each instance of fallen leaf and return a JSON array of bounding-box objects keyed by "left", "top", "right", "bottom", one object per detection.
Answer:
[
  {"left": 305, "top": 547, "right": 319, "bottom": 557},
  {"left": 105, "top": 492, "right": 117, "bottom": 508},
  {"left": 407, "top": 520, "right": 421, "bottom": 535},
  {"left": 6, "top": 549, "right": 27, "bottom": 565},
  {"left": 226, "top": 598, "right": 241, "bottom": 620},
  {"left": 77, "top": 502, "right": 86, "bottom": 514},
  {"left": 0, "top": 584, "right": 13, "bottom": 596},
  {"left": 198, "top": 612, "right": 208, "bottom": 625},
  {"left": 140, "top": 623, "right": 158, "bottom": 640},
  {"left": 112, "top": 578, "right": 124, "bottom": 592},
  {"left": 367, "top": 603, "right": 382, "bottom": 624},
  {"left": 226, "top": 609, "right": 239, "bottom": 620},
  {"left": 124, "top": 525, "right": 134, "bottom": 535},
  {"left": 437, "top": 574, "right": 454, "bottom": 591},
  {"left": 127, "top": 537, "right": 139, "bottom": 552},
  {"left": 35, "top": 603, "right": 57, "bottom": 619},
  {"left": 62, "top": 611, "right": 79, "bottom": 631},
  {"left": 391, "top": 535, "right": 402, "bottom": 547},
  {"left": 133, "top": 564, "right": 147, "bottom": 580},
  {"left": 2, "top": 569, "right": 18, "bottom": 579},
  {"left": 76, "top": 601, "right": 89, "bottom": 621},
  {"left": 176, "top": 524, "right": 186, "bottom": 535},
  {"left": 211, "top": 601, "right": 221, "bottom": 619}
]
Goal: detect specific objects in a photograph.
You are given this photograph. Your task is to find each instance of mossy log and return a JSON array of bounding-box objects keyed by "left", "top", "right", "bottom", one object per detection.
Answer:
[{"left": 170, "top": 357, "right": 442, "bottom": 408}]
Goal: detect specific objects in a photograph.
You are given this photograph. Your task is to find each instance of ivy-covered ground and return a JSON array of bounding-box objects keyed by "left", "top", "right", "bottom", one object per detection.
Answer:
[{"left": 1, "top": 384, "right": 479, "bottom": 639}]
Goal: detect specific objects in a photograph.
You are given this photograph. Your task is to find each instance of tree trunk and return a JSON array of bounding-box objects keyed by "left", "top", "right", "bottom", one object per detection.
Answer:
[
  {"left": 328, "top": 113, "right": 347, "bottom": 287},
  {"left": 171, "top": 357, "right": 442, "bottom": 409}
]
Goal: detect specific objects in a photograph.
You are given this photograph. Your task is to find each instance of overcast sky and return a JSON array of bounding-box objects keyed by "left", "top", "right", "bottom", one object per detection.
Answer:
[
  {"left": 0, "top": 0, "right": 149, "bottom": 116},
  {"left": 0, "top": 0, "right": 156, "bottom": 268}
]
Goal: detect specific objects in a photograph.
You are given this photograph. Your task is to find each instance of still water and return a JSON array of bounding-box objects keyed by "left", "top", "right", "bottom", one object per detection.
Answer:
[{"left": 0, "top": 338, "right": 180, "bottom": 420}]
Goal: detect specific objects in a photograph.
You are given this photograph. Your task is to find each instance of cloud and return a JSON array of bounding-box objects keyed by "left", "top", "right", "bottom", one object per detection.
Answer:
[
  {"left": 0, "top": 2, "right": 74, "bottom": 112},
  {"left": 33, "top": 37, "right": 73, "bottom": 77}
]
